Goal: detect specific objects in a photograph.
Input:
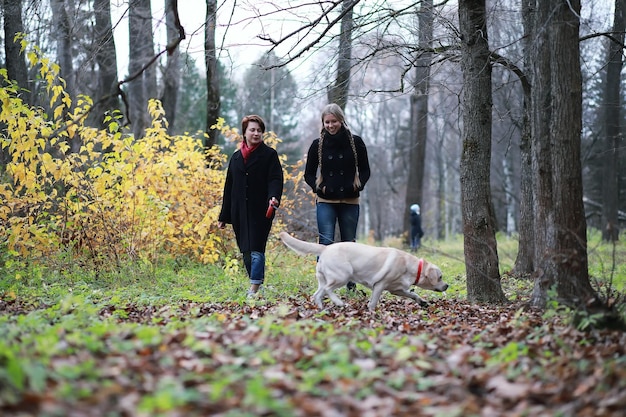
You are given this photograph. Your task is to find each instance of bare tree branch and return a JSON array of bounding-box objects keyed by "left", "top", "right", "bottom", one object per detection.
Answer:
[
  {"left": 259, "top": 0, "right": 356, "bottom": 66},
  {"left": 45, "top": 1, "right": 186, "bottom": 138},
  {"left": 102, "top": 1, "right": 185, "bottom": 128},
  {"left": 580, "top": 30, "right": 626, "bottom": 49}
]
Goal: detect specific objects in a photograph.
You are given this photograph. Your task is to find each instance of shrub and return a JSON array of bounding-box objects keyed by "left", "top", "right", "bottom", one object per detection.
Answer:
[{"left": 0, "top": 43, "right": 305, "bottom": 270}]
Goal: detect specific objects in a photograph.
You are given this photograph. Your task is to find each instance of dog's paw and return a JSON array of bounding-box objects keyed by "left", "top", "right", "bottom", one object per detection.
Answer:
[{"left": 419, "top": 299, "right": 429, "bottom": 308}]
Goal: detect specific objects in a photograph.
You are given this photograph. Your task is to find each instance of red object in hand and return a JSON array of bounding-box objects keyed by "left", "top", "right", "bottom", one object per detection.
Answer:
[{"left": 266, "top": 200, "right": 277, "bottom": 218}]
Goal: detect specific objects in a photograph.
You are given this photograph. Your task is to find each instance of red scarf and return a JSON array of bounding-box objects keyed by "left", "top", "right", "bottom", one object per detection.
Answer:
[{"left": 241, "top": 140, "right": 261, "bottom": 163}]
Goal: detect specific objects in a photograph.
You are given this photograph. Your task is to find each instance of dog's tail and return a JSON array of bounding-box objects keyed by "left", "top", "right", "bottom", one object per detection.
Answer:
[{"left": 279, "top": 231, "right": 326, "bottom": 256}]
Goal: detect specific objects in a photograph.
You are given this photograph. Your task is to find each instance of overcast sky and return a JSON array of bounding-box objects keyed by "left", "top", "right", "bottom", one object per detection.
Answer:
[{"left": 111, "top": 0, "right": 323, "bottom": 81}]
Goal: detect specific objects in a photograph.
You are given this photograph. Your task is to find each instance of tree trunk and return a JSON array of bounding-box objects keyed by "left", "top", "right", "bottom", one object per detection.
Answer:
[
  {"left": 458, "top": 0, "right": 507, "bottom": 304},
  {"left": 161, "top": 0, "right": 181, "bottom": 132},
  {"left": 241, "top": 51, "right": 299, "bottom": 155},
  {"left": 529, "top": 0, "right": 555, "bottom": 308},
  {"left": 327, "top": 0, "right": 354, "bottom": 110},
  {"left": 404, "top": 0, "right": 433, "bottom": 244},
  {"left": 128, "top": 0, "right": 154, "bottom": 138},
  {"left": 600, "top": 0, "right": 625, "bottom": 242},
  {"left": 1, "top": 0, "right": 30, "bottom": 168},
  {"left": 2, "top": 0, "right": 30, "bottom": 100},
  {"left": 530, "top": 0, "right": 598, "bottom": 308},
  {"left": 513, "top": 0, "right": 535, "bottom": 276},
  {"left": 50, "top": 0, "right": 75, "bottom": 99},
  {"left": 204, "top": 0, "right": 220, "bottom": 150},
  {"left": 50, "top": 0, "right": 80, "bottom": 152},
  {"left": 93, "top": 0, "right": 120, "bottom": 128},
  {"left": 549, "top": 0, "right": 596, "bottom": 305},
  {"left": 502, "top": 156, "right": 516, "bottom": 235},
  {"left": 514, "top": 103, "right": 534, "bottom": 275},
  {"left": 141, "top": 4, "right": 158, "bottom": 102}
]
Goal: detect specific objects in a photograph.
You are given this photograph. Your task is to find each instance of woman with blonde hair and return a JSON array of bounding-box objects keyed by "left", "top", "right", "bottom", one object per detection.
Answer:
[{"left": 304, "top": 103, "right": 371, "bottom": 290}]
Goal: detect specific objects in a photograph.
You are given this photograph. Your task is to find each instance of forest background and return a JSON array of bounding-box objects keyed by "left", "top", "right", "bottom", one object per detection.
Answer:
[
  {"left": 0, "top": 0, "right": 625, "bottom": 300},
  {"left": 1, "top": 1, "right": 626, "bottom": 415},
  {"left": 1, "top": 0, "right": 625, "bottom": 307},
  {"left": 1, "top": 0, "right": 623, "bottom": 240}
]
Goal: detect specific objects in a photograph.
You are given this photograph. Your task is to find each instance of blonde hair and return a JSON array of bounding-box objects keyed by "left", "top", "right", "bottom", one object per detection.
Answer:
[{"left": 316, "top": 103, "right": 361, "bottom": 190}]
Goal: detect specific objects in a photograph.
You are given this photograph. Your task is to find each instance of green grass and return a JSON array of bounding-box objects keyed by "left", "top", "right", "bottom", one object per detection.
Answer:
[
  {"left": 417, "top": 231, "right": 626, "bottom": 295},
  {"left": 1, "top": 234, "right": 625, "bottom": 416},
  {"left": 2, "top": 231, "right": 624, "bottom": 307}
]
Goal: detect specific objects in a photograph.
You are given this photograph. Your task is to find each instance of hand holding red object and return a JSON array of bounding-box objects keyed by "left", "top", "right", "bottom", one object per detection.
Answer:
[{"left": 266, "top": 197, "right": 279, "bottom": 218}]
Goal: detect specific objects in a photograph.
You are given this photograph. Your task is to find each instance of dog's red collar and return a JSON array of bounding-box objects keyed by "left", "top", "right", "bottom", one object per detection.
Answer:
[{"left": 415, "top": 258, "right": 424, "bottom": 285}]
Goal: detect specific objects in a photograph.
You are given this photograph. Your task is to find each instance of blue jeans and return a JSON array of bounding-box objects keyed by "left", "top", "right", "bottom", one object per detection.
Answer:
[
  {"left": 410, "top": 235, "right": 421, "bottom": 250},
  {"left": 316, "top": 202, "right": 360, "bottom": 245},
  {"left": 243, "top": 251, "right": 265, "bottom": 285}
]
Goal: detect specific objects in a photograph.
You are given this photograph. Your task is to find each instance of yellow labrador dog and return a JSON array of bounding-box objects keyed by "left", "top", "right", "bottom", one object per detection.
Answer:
[{"left": 279, "top": 232, "right": 448, "bottom": 311}]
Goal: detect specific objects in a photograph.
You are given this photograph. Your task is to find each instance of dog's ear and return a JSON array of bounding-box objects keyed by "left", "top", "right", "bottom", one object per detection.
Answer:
[{"left": 421, "top": 262, "right": 443, "bottom": 286}]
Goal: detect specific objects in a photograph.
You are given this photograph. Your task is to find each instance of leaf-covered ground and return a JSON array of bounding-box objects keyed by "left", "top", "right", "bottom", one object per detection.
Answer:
[{"left": 1, "top": 292, "right": 625, "bottom": 417}]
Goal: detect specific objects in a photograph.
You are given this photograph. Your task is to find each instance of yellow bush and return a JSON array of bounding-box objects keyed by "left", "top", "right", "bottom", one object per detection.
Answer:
[{"left": 0, "top": 43, "right": 309, "bottom": 269}]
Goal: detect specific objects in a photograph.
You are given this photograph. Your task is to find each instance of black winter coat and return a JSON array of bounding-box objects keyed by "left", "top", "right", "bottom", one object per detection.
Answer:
[
  {"left": 218, "top": 143, "right": 283, "bottom": 253},
  {"left": 304, "top": 128, "right": 370, "bottom": 200},
  {"left": 410, "top": 212, "right": 423, "bottom": 239}
]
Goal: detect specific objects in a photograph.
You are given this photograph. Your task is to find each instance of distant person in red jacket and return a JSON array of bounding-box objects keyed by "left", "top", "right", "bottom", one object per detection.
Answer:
[{"left": 218, "top": 115, "right": 284, "bottom": 297}]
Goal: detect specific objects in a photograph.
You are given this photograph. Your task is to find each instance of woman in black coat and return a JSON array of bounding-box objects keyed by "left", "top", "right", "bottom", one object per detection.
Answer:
[{"left": 218, "top": 115, "right": 284, "bottom": 296}]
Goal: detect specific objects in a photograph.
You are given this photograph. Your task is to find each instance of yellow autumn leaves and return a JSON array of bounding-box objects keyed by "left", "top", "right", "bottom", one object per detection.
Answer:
[{"left": 0, "top": 44, "right": 307, "bottom": 269}]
